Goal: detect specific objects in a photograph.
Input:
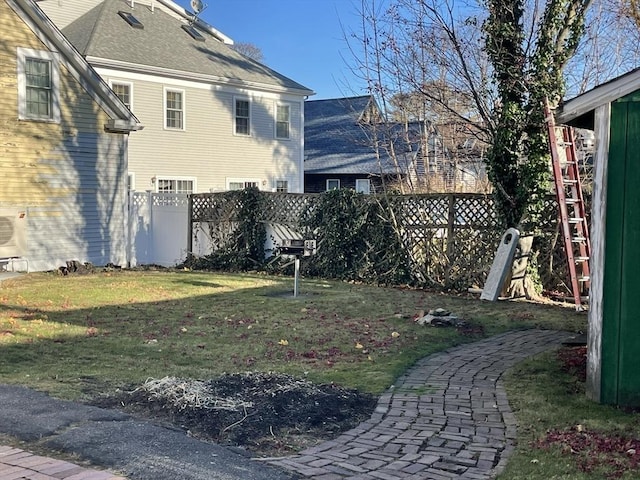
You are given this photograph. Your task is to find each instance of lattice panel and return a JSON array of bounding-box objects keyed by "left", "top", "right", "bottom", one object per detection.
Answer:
[
  {"left": 455, "top": 195, "right": 496, "bottom": 228},
  {"left": 262, "top": 193, "right": 320, "bottom": 226},
  {"left": 187, "top": 191, "right": 576, "bottom": 290},
  {"left": 399, "top": 195, "right": 451, "bottom": 228}
]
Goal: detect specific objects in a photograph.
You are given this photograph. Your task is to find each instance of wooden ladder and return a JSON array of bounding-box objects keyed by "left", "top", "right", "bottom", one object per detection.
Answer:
[{"left": 544, "top": 99, "right": 591, "bottom": 310}]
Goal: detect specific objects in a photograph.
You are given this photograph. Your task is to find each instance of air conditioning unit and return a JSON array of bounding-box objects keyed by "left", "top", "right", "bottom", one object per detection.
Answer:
[{"left": 0, "top": 208, "right": 27, "bottom": 258}]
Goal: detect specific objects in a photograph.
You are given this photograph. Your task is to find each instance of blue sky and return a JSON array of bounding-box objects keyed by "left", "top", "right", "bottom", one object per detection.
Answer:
[{"left": 173, "top": 0, "right": 367, "bottom": 99}]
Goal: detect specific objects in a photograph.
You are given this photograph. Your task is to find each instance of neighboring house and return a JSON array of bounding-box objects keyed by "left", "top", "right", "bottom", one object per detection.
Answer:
[
  {"left": 304, "top": 96, "right": 484, "bottom": 194},
  {"left": 1, "top": 0, "right": 141, "bottom": 272},
  {"left": 37, "top": 0, "right": 314, "bottom": 194},
  {"left": 304, "top": 96, "right": 413, "bottom": 194},
  {"left": 430, "top": 121, "right": 490, "bottom": 193}
]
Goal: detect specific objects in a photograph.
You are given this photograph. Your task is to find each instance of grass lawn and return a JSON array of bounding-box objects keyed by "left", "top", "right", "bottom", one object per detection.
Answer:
[
  {"left": 0, "top": 270, "right": 583, "bottom": 399},
  {"left": 499, "top": 349, "right": 640, "bottom": 479},
  {"left": 4, "top": 269, "right": 636, "bottom": 477}
]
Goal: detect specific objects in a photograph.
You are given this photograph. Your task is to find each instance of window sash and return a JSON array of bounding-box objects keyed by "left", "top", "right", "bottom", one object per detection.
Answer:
[
  {"left": 165, "top": 90, "right": 184, "bottom": 129},
  {"left": 356, "top": 179, "right": 371, "bottom": 194},
  {"left": 235, "top": 99, "right": 250, "bottom": 135},
  {"left": 112, "top": 83, "right": 131, "bottom": 109},
  {"left": 275, "top": 180, "right": 288, "bottom": 193},
  {"left": 276, "top": 104, "right": 290, "bottom": 138},
  {"left": 326, "top": 179, "right": 340, "bottom": 190},
  {"left": 229, "top": 181, "right": 258, "bottom": 191},
  {"left": 157, "top": 179, "right": 193, "bottom": 194},
  {"left": 25, "top": 58, "right": 52, "bottom": 118}
]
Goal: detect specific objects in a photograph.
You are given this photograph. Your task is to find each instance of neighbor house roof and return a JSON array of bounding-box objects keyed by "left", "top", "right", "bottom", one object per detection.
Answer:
[
  {"left": 304, "top": 96, "right": 413, "bottom": 175},
  {"left": 62, "top": 0, "right": 314, "bottom": 96},
  {"left": 8, "top": 0, "right": 142, "bottom": 132}
]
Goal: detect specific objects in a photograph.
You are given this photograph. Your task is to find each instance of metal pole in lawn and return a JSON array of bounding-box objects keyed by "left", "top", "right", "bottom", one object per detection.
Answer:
[{"left": 294, "top": 256, "right": 300, "bottom": 297}]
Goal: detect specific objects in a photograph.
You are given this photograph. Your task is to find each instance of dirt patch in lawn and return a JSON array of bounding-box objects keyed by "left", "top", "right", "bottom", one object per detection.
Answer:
[{"left": 92, "top": 372, "right": 376, "bottom": 457}]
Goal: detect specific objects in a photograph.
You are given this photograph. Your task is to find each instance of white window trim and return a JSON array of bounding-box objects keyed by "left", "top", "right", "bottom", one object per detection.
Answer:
[
  {"left": 163, "top": 87, "right": 185, "bottom": 131},
  {"left": 356, "top": 178, "right": 371, "bottom": 194},
  {"left": 233, "top": 96, "right": 251, "bottom": 136},
  {"left": 155, "top": 176, "right": 196, "bottom": 193},
  {"left": 17, "top": 48, "right": 61, "bottom": 123},
  {"left": 274, "top": 102, "right": 291, "bottom": 140},
  {"left": 226, "top": 178, "right": 261, "bottom": 191},
  {"left": 326, "top": 179, "right": 340, "bottom": 190},
  {"left": 109, "top": 79, "right": 134, "bottom": 111}
]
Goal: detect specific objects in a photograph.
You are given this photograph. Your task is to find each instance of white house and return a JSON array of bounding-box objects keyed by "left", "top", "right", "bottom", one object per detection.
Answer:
[{"left": 37, "top": 0, "right": 314, "bottom": 194}]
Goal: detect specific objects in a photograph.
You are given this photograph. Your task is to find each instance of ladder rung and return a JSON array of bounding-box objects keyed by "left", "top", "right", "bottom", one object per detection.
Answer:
[
  {"left": 578, "top": 276, "right": 590, "bottom": 282},
  {"left": 575, "top": 256, "right": 589, "bottom": 262},
  {"left": 569, "top": 217, "right": 584, "bottom": 224},
  {"left": 572, "top": 237, "right": 587, "bottom": 243},
  {"left": 565, "top": 198, "right": 579, "bottom": 204},
  {"left": 563, "top": 179, "right": 578, "bottom": 185}
]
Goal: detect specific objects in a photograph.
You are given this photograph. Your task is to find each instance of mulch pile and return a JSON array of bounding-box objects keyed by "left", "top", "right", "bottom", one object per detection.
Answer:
[{"left": 94, "top": 372, "right": 376, "bottom": 456}]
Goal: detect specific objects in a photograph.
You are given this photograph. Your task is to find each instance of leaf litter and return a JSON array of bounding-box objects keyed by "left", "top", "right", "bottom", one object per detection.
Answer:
[{"left": 532, "top": 346, "right": 640, "bottom": 479}]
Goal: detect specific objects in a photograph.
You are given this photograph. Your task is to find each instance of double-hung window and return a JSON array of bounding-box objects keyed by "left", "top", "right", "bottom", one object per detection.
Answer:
[
  {"left": 164, "top": 88, "right": 184, "bottom": 130},
  {"left": 235, "top": 98, "right": 250, "bottom": 135},
  {"left": 111, "top": 81, "right": 133, "bottom": 110},
  {"left": 275, "top": 103, "right": 290, "bottom": 139},
  {"left": 17, "top": 48, "right": 60, "bottom": 122}
]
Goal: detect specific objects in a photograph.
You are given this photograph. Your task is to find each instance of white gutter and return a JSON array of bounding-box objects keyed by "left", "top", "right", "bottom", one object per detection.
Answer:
[{"left": 86, "top": 56, "right": 316, "bottom": 97}]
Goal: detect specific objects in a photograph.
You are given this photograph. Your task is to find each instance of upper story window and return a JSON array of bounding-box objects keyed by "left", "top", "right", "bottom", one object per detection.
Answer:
[
  {"left": 164, "top": 88, "right": 185, "bottom": 130},
  {"left": 110, "top": 81, "right": 133, "bottom": 110},
  {"left": 157, "top": 177, "right": 194, "bottom": 194},
  {"left": 275, "top": 104, "right": 290, "bottom": 139},
  {"left": 17, "top": 48, "right": 60, "bottom": 123},
  {"left": 234, "top": 98, "right": 250, "bottom": 135}
]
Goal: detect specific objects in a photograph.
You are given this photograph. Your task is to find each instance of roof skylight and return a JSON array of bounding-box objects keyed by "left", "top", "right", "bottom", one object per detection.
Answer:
[
  {"left": 182, "top": 24, "right": 205, "bottom": 42},
  {"left": 118, "top": 11, "right": 144, "bottom": 29}
]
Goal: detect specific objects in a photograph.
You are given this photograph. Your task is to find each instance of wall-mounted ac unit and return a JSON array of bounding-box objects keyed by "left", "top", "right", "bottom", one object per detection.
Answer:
[{"left": 0, "top": 208, "right": 27, "bottom": 258}]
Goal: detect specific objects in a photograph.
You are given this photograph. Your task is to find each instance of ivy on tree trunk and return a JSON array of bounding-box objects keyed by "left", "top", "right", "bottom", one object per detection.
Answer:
[{"left": 483, "top": 0, "right": 592, "bottom": 228}]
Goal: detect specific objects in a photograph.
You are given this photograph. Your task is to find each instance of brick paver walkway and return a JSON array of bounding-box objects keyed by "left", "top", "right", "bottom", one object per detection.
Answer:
[
  {"left": 262, "top": 329, "right": 572, "bottom": 480},
  {"left": 0, "top": 446, "right": 125, "bottom": 480}
]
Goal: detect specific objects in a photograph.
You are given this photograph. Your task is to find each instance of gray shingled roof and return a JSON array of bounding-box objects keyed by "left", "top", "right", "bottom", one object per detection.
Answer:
[
  {"left": 62, "top": 0, "right": 313, "bottom": 94},
  {"left": 304, "top": 96, "right": 412, "bottom": 175}
]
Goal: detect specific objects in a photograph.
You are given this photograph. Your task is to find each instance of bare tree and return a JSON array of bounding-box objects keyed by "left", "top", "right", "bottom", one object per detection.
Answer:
[
  {"left": 231, "top": 42, "right": 265, "bottom": 63},
  {"left": 348, "top": 0, "right": 640, "bottom": 223}
]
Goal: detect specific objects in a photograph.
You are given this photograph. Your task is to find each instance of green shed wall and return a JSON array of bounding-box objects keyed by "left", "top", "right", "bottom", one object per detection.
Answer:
[{"left": 601, "top": 91, "right": 640, "bottom": 406}]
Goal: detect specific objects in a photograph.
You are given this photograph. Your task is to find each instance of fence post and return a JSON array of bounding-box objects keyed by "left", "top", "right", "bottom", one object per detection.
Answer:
[
  {"left": 147, "top": 190, "right": 153, "bottom": 265},
  {"left": 187, "top": 194, "right": 193, "bottom": 257},
  {"left": 445, "top": 194, "right": 456, "bottom": 285}
]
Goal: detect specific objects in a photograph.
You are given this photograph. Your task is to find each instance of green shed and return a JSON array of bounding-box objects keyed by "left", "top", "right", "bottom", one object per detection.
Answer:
[{"left": 558, "top": 69, "right": 640, "bottom": 407}]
